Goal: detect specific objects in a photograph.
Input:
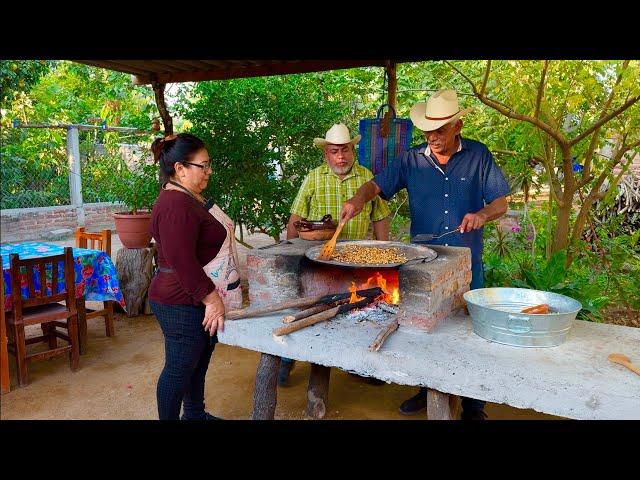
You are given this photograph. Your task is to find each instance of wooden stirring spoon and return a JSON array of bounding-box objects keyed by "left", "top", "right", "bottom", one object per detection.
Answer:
[
  {"left": 608, "top": 353, "right": 640, "bottom": 376},
  {"left": 318, "top": 218, "right": 346, "bottom": 260}
]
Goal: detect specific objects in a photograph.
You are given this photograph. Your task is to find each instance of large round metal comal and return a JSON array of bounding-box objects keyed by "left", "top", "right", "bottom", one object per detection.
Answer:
[{"left": 304, "top": 240, "right": 438, "bottom": 268}]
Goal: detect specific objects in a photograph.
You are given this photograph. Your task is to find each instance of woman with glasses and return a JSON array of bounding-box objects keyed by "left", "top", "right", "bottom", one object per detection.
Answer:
[{"left": 149, "top": 132, "right": 231, "bottom": 420}]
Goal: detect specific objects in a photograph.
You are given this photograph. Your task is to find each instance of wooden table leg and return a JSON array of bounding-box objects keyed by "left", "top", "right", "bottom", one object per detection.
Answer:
[
  {"left": 252, "top": 353, "right": 281, "bottom": 420},
  {"left": 426, "top": 388, "right": 460, "bottom": 420},
  {"left": 1, "top": 280, "right": 10, "bottom": 394},
  {"left": 76, "top": 296, "right": 88, "bottom": 355},
  {"left": 306, "top": 363, "right": 331, "bottom": 419}
]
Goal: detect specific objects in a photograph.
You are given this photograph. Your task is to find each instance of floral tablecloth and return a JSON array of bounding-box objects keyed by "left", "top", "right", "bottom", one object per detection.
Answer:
[{"left": 1, "top": 242, "right": 126, "bottom": 311}]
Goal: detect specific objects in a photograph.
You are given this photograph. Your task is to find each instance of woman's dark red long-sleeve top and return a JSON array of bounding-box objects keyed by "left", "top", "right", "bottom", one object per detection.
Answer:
[{"left": 149, "top": 189, "right": 227, "bottom": 306}]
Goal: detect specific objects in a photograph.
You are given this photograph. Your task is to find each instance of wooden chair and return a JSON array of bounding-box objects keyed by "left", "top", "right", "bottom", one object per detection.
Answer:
[
  {"left": 5, "top": 247, "right": 80, "bottom": 387},
  {"left": 75, "top": 227, "right": 115, "bottom": 341},
  {"left": 1, "top": 272, "right": 10, "bottom": 394},
  {"left": 75, "top": 227, "right": 111, "bottom": 255}
]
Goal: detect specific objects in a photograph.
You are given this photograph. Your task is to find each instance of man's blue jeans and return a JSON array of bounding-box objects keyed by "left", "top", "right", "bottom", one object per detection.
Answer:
[
  {"left": 413, "top": 259, "right": 486, "bottom": 413},
  {"left": 281, "top": 358, "right": 294, "bottom": 367}
]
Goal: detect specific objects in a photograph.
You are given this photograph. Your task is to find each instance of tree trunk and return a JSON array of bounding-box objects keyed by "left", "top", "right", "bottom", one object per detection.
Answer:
[
  {"left": 252, "top": 353, "right": 280, "bottom": 420},
  {"left": 426, "top": 388, "right": 460, "bottom": 420},
  {"left": 546, "top": 185, "right": 554, "bottom": 259},
  {"left": 386, "top": 60, "right": 397, "bottom": 111},
  {"left": 115, "top": 245, "right": 156, "bottom": 317},
  {"left": 567, "top": 194, "right": 597, "bottom": 267},
  {"left": 306, "top": 363, "right": 331, "bottom": 419},
  {"left": 553, "top": 199, "right": 573, "bottom": 254},
  {"left": 152, "top": 82, "right": 173, "bottom": 136}
]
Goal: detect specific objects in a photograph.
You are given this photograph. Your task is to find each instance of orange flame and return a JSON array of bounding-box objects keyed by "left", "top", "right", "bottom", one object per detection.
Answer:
[
  {"left": 349, "top": 281, "right": 366, "bottom": 304},
  {"left": 360, "top": 272, "right": 400, "bottom": 305}
]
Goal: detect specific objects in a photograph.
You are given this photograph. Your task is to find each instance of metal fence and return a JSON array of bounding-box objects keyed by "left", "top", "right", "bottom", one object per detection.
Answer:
[
  {"left": 1, "top": 123, "right": 150, "bottom": 210},
  {"left": 1, "top": 152, "right": 71, "bottom": 208}
]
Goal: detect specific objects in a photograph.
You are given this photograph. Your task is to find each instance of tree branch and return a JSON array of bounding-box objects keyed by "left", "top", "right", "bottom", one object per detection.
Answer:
[
  {"left": 570, "top": 144, "right": 637, "bottom": 248},
  {"left": 480, "top": 60, "right": 491, "bottom": 96},
  {"left": 610, "top": 154, "right": 636, "bottom": 190},
  {"left": 443, "top": 60, "right": 478, "bottom": 94},
  {"left": 444, "top": 60, "right": 565, "bottom": 144},
  {"left": 570, "top": 95, "right": 640, "bottom": 147},
  {"left": 561, "top": 145, "right": 576, "bottom": 194},
  {"left": 577, "top": 174, "right": 595, "bottom": 189},
  {"left": 584, "top": 138, "right": 634, "bottom": 203},
  {"left": 235, "top": 236, "right": 254, "bottom": 249},
  {"left": 534, "top": 60, "right": 549, "bottom": 120},
  {"left": 533, "top": 155, "right": 564, "bottom": 207},
  {"left": 478, "top": 94, "right": 568, "bottom": 147},
  {"left": 582, "top": 60, "right": 630, "bottom": 177}
]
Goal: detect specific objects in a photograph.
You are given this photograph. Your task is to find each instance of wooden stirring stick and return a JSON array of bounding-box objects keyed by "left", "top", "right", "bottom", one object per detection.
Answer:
[
  {"left": 318, "top": 218, "right": 346, "bottom": 260},
  {"left": 608, "top": 353, "right": 640, "bottom": 376}
]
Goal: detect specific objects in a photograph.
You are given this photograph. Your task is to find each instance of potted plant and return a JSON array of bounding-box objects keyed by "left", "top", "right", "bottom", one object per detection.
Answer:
[{"left": 111, "top": 162, "right": 159, "bottom": 249}]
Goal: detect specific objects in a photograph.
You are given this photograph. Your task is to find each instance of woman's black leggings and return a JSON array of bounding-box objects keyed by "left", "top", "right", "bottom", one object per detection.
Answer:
[{"left": 151, "top": 301, "right": 217, "bottom": 420}]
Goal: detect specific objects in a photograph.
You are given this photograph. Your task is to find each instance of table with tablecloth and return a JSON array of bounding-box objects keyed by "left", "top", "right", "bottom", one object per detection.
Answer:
[{"left": 1, "top": 242, "right": 126, "bottom": 354}]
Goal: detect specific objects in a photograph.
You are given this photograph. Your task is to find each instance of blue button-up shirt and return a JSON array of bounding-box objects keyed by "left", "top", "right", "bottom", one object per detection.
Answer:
[{"left": 373, "top": 137, "right": 510, "bottom": 288}]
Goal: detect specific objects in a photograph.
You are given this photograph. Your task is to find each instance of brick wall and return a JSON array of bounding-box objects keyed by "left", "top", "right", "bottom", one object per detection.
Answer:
[{"left": 1, "top": 202, "right": 124, "bottom": 243}]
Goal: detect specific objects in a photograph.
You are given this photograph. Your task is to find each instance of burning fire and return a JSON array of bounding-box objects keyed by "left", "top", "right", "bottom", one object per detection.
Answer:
[
  {"left": 349, "top": 282, "right": 366, "bottom": 303},
  {"left": 348, "top": 272, "right": 400, "bottom": 305}
]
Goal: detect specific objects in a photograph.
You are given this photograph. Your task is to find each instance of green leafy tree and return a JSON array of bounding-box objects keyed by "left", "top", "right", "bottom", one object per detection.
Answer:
[
  {"left": 177, "top": 71, "right": 377, "bottom": 242},
  {"left": 0, "top": 60, "right": 51, "bottom": 111},
  {"left": 1, "top": 61, "right": 156, "bottom": 208},
  {"left": 440, "top": 60, "right": 640, "bottom": 266}
]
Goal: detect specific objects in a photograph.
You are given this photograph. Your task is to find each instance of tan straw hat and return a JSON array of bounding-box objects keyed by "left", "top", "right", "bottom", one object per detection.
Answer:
[
  {"left": 410, "top": 89, "right": 474, "bottom": 132},
  {"left": 313, "top": 123, "right": 361, "bottom": 148}
]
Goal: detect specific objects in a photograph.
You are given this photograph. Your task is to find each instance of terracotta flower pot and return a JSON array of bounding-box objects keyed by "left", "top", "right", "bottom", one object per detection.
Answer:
[{"left": 113, "top": 212, "right": 152, "bottom": 249}]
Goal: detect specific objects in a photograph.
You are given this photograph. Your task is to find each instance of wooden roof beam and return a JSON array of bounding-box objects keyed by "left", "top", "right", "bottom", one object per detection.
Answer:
[{"left": 132, "top": 60, "right": 387, "bottom": 85}]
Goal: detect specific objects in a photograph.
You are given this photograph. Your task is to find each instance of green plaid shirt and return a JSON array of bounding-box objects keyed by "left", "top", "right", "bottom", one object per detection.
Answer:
[{"left": 290, "top": 162, "right": 391, "bottom": 240}]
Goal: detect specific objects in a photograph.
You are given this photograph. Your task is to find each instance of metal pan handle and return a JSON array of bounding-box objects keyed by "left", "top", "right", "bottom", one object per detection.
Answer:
[{"left": 507, "top": 314, "right": 532, "bottom": 333}]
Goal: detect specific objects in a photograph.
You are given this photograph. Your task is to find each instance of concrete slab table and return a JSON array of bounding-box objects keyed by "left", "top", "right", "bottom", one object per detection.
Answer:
[{"left": 216, "top": 311, "right": 640, "bottom": 420}]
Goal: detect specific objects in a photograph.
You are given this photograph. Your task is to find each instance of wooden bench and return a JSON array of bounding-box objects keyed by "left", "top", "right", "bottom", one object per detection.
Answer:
[{"left": 216, "top": 311, "right": 640, "bottom": 420}]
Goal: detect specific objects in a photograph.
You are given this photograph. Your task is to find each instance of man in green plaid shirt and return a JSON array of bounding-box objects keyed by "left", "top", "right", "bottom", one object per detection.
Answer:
[
  {"left": 279, "top": 124, "right": 390, "bottom": 387},
  {"left": 286, "top": 123, "right": 391, "bottom": 241}
]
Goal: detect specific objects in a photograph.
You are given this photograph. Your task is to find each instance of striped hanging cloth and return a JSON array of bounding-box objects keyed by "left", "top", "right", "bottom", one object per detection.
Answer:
[{"left": 358, "top": 104, "right": 413, "bottom": 175}]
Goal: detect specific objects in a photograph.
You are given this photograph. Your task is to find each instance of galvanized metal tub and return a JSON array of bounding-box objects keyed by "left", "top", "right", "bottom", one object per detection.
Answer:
[{"left": 463, "top": 288, "right": 582, "bottom": 347}]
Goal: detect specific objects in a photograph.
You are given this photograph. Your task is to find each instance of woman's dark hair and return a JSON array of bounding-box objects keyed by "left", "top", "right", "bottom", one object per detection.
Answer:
[{"left": 151, "top": 133, "right": 206, "bottom": 178}]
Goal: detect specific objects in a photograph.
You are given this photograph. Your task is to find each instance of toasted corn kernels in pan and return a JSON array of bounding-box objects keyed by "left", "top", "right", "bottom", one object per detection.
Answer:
[{"left": 331, "top": 245, "right": 407, "bottom": 265}]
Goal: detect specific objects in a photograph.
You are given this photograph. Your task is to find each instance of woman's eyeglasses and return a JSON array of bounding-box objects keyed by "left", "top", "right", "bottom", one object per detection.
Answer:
[{"left": 183, "top": 161, "right": 212, "bottom": 172}]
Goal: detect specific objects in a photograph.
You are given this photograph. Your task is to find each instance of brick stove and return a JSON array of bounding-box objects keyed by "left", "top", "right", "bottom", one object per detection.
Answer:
[{"left": 246, "top": 238, "right": 472, "bottom": 332}]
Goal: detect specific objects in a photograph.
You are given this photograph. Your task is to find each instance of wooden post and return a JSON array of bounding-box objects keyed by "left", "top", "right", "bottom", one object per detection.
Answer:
[
  {"left": 76, "top": 296, "right": 88, "bottom": 355},
  {"left": 66, "top": 126, "right": 85, "bottom": 226},
  {"left": 386, "top": 60, "right": 397, "bottom": 112},
  {"left": 306, "top": 363, "right": 331, "bottom": 419},
  {"left": 252, "top": 353, "right": 281, "bottom": 420},
  {"left": 115, "top": 245, "right": 156, "bottom": 317},
  {"left": 426, "top": 388, "right": 461, "bottom": 420},
  {"left": 0, "top": 275, "right": 9, "bottom": 394}
]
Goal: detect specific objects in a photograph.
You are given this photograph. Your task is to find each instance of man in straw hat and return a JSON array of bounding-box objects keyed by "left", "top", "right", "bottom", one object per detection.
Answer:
[
  {"left": 340, "top": 89, "right": 511, "bottom": 419},
  {"left": 278, "top": 123, "right": 391, "bottom": 386},
  {"left": 286, "top": 123, "right": 390, "bottom": 241}
]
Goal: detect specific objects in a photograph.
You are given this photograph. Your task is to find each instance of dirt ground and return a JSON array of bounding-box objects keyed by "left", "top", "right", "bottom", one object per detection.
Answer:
[
  {"left": 1, "top": 312, "right": 562, "bottom": 420},
  {"left": 1, "top": 229, "right": 561, "bottom": 420}
]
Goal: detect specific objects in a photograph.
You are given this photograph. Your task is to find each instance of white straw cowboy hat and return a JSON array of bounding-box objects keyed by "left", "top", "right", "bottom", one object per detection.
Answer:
[
  {"left": 410, "top": 89, "right": 474, "bottom": 132},
  {"left": 313, "top": 123, "right": 361, "bottom": 148}
]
